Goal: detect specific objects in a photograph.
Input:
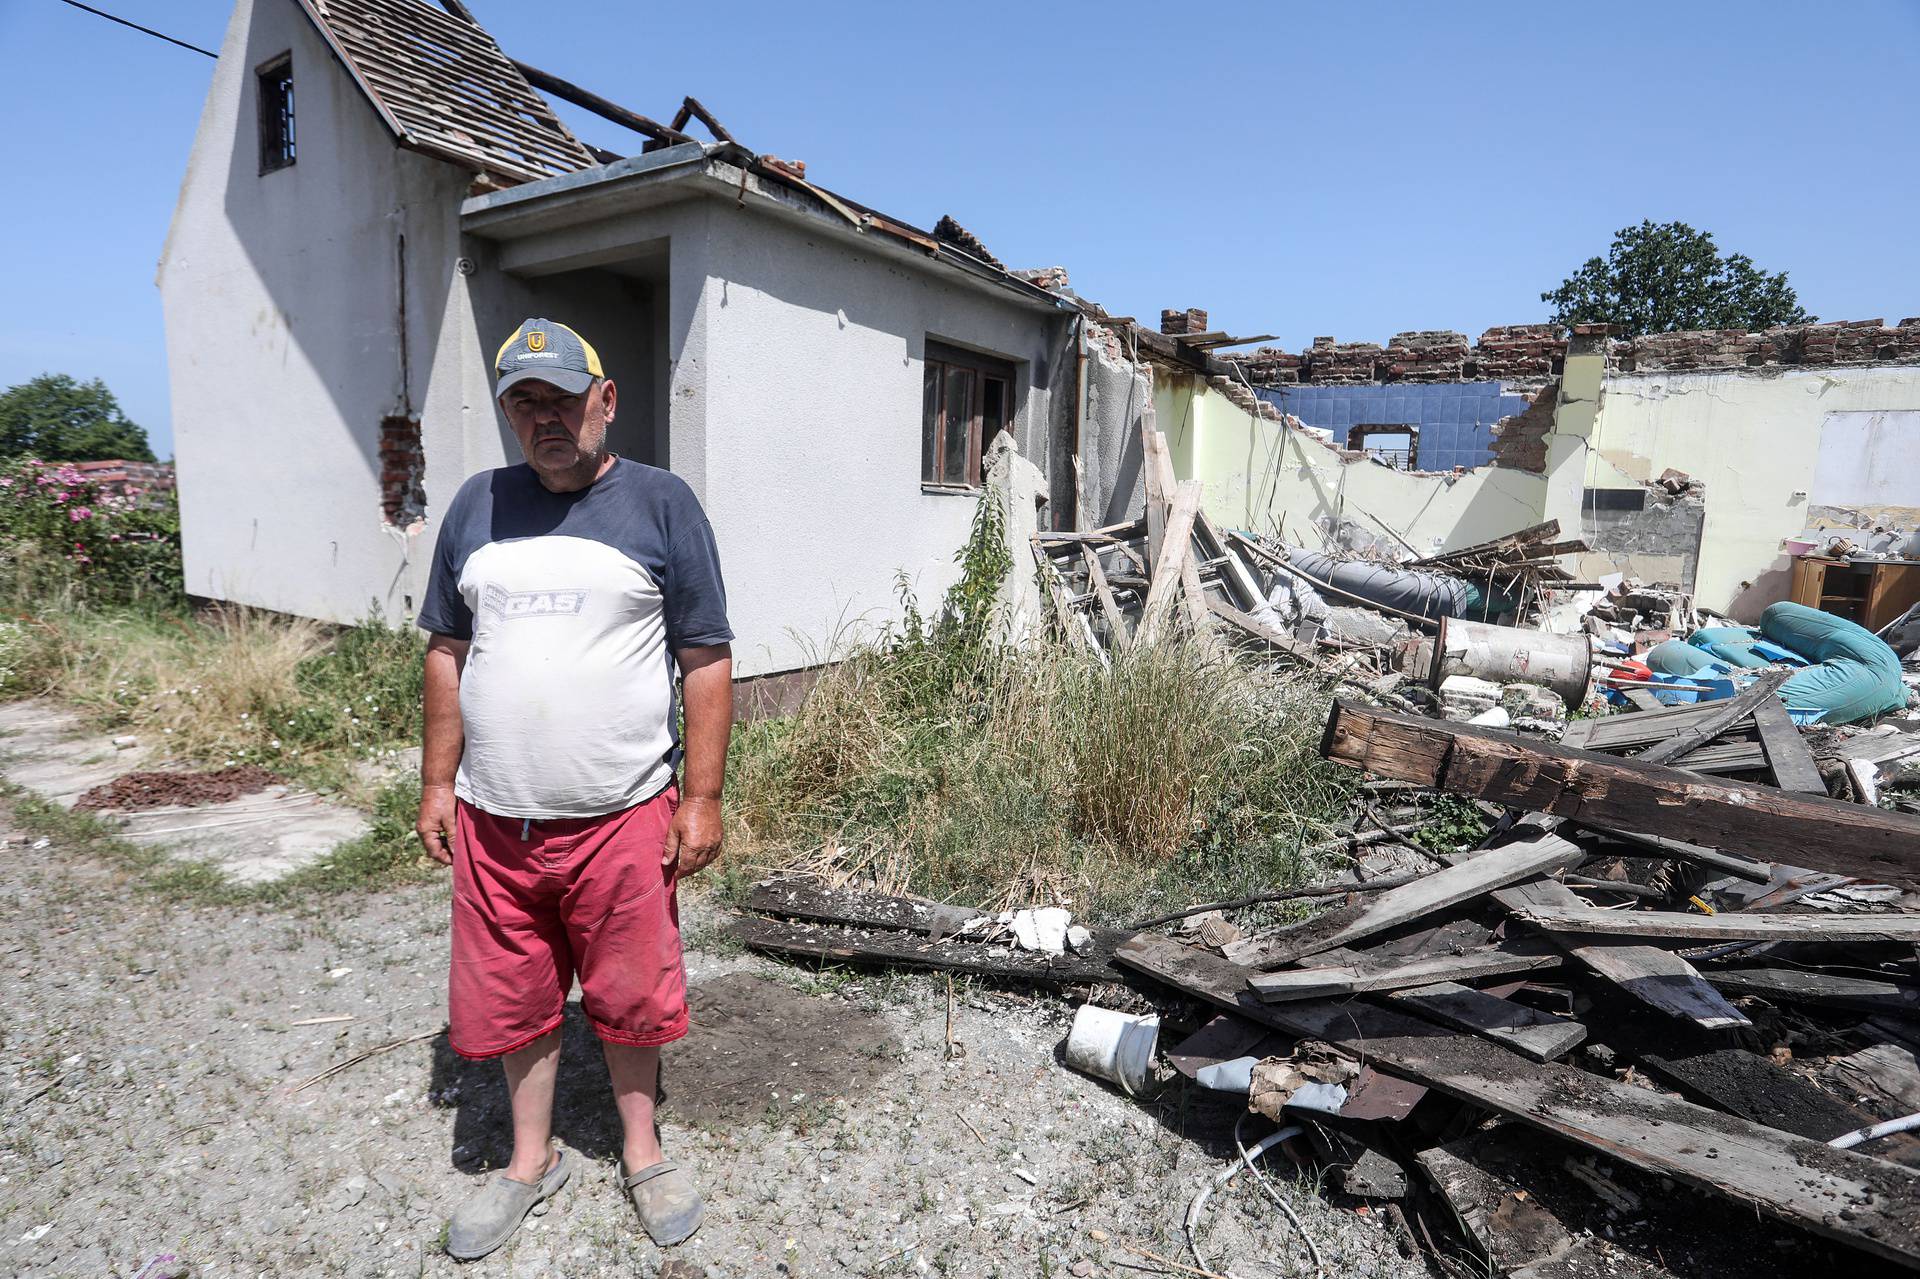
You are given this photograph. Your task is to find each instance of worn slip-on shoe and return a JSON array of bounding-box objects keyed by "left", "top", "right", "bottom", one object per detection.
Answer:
[
  {"left": 619, "top": 1157, "right": 704, "bottom": 1246},
  {"left": 446, "top": 1148, "right": 572, "bottom": 1261}
]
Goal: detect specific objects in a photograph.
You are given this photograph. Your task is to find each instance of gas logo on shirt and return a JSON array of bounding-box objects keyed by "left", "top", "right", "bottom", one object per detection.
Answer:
[{"left": 481, "top": 584, "right": 589, "bottom": 620}]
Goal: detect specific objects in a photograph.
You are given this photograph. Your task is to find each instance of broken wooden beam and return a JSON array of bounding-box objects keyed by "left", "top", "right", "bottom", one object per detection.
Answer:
[
  {"left": 730, "top": 915, "right": 1119, "bottom": 988},
  {"left": 1319, "top": 699, "right": 1920, "bottom": 889},
  {"left": 1751, "top": 694, "right": 1828, "bottom": 794},
  {"left": 1506, "top": 903, "right": 1920, "bottom": 944},
  {"left": 1136, "top": 481, "right": 1201, "bottom": 646},
  {"left": 1385, "top": 981, "right": 1587, "bottom": 1063},
  {"left": 1631, "top": 669, "right": 1790, "bottom": 767},
  {"left": 1114, "top": 931, "right": 1920, "bottom": 1270},
  {"left": 1227, "top": 830, "right": 1585, "bottom": 968},
  {"left": 1636, "top": 1048, "right": 1869, "bottom": 1142},
  {"left": 1703, "top": 967, "right": 1920, "bottom": 1017},
  {"left": 1494, "top": 880, "right": 1749, "bottom": 1031},
  {"left": 1244, "top": 942, "right": 1562, "bottom": 1003}
]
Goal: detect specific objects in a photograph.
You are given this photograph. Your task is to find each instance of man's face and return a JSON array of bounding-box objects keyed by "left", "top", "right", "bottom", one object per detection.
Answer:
[{"left": 500, "top": 377, "right": 618, "bottom": 480}]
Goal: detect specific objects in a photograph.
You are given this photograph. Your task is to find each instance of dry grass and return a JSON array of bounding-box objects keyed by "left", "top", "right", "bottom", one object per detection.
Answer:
[
  {"left": 0, "top": 604, "right": 423, "bottom": 788},
  {"left": 726, "top": 635, "right": 1357, "bottom": 921}
]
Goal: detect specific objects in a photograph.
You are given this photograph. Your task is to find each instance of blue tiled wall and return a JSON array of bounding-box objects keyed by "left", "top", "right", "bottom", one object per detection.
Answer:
[{"left": 1255, "top": 382, "right": 1529, "bottom": 471}]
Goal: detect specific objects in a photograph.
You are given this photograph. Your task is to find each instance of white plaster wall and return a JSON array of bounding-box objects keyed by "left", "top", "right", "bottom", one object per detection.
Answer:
[
  {"left": 1588, "top": 367, "right": 1920, "bottom": 616},
  {"left": 160, "top": 0, "right": 475, "bottom": 625},
  {"left": 680, "top": 208, "right": 1064, "bottom": 676}
]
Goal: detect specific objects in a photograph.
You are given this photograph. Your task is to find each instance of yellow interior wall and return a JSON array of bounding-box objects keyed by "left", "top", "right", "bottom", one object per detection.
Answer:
[
  {"left": 1586, "top": 366, "right": 1920, "bottom": 616},
  {"left": 1158, "top": 373, "right": 1546, "bottom": 555}
]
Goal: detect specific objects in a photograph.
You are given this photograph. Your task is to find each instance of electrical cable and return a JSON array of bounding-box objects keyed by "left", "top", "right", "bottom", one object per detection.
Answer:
[
  {"left": 52, "top": 0, "right": 216, "bottom": 58},
  {"left": 1183, "top": 1117, "right": 1324, "bottom": 1279}
]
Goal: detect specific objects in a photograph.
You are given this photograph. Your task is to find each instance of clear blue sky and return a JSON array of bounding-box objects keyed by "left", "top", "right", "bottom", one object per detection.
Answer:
[{"left": 4, "top": 0, "right": 1917, "bottom": 460}]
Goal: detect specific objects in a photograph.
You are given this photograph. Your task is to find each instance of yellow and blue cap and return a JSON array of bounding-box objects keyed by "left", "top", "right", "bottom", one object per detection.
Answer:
[{"left": 494, "top": 318, "right": 604, "bottom": 396}]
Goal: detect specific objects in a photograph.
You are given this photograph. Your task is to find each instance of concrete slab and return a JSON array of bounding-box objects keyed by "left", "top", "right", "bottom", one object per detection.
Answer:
[
  {"left": 0, "top": 700, "right": 151, "bottom": 807},
  {"left": 0, "top": 699, "right": 369, "bottom": 884}
]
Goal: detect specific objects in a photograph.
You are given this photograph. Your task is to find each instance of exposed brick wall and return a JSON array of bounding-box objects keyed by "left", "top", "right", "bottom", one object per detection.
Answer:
[
  {"left": 1613, "top": 317, "right": 1920, "bottom": 373},
  {"left": 1235, "top": 327, "right": 1568, "bottom": 387},
  {"left": 379, "top": 415, "right": 426, "bottom": 527},
  {"left": 1488, "top": 383, "right": 1559, "bottom": 473},
  {"left": 1474, "top": 325, "right": 1566, "bottom": 380},
  {"left": 1161, "top": 307, "right": 1209, "bottom": 336},
  {"left": 1231, "top": 317, "right": 1920, "bottom": 388},
  {"left": 64, "top": 459, "right": 176, "bottom": 495}
]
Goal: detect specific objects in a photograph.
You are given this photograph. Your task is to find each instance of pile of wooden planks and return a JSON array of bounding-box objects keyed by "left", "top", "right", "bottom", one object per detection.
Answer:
[
  {"left": 733, "top": 677, "right": 1920, "bottom": 1275},
  {"left": 1030, "top": 426, "right": 1300, "bottom": 660}
]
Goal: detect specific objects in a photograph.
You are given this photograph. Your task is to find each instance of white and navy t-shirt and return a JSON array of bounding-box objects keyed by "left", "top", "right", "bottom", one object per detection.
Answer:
[{"left": 417, "top": 460, "right": 732, "bottom": 820}]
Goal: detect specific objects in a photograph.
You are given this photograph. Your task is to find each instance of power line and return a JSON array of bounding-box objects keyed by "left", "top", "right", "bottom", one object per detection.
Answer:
[{"left": 53, "top": 0, "right": 217, "bottom": 58}]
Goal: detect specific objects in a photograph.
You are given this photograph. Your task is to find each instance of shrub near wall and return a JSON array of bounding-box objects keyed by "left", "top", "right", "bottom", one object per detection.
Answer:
[{"left": 0, "top": 459, "right": 182, "bottom": 607}]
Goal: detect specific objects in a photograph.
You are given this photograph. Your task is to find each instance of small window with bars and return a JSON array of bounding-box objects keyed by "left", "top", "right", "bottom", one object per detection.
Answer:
[
  {"left": 258, "top": 54, "right": 295, "bottom": 173},
  {"left": 921, "top": 340, "right": 1016, "bottom": 490}
]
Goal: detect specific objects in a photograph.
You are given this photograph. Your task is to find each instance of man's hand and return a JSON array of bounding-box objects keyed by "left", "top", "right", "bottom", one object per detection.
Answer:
[
  {"left": 664, "top": 795, "right": 723, "bottom": 877},
  {"left": 417, "top": 782, "right": 458, "bottom": 867}
]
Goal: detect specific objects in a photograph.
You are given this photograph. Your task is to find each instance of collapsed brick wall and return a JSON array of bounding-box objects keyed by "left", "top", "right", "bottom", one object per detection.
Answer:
[
  {"left": 1161, "top": 307, "right": 1210, "bottom": 336},
  {"left": 1234, "top": 325, "right": 1567, "bottom": 387},
  {"left": 1488, "top": 383, "right": 1559, "bottom": 473},
  {"left": 1229, "top": 317, "right": 1920, "bottom": 387},
  {"left": 378, "top": 415, "right": 426, "bottom": 527},
  {"left": 1613, "top": 317, "right": 1920, "bottom": 373}
]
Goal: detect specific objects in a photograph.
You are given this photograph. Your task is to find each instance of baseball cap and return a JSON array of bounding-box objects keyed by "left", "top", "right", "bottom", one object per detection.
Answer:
[{"left": 494, "top": 318, "right": 604, "bottom": 396}]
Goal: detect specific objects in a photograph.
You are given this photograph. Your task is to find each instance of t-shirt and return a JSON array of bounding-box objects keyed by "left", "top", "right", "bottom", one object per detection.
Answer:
[{"left": 416, "top": 459, "right": 732, "bottom": 820}]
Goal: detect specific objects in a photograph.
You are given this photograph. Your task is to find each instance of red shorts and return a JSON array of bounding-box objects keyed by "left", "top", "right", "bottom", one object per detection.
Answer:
[{"left": 448, "top": 788, "right": 688, "bottom": 1059}]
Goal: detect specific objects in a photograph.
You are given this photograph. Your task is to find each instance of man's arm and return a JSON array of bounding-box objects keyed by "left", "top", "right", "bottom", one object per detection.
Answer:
[
  {"left": 416, "top": 633, "right": 470, "bottom": 867},
  {"left": 665, "top": 643, "right": 733, "bottom": 876}
]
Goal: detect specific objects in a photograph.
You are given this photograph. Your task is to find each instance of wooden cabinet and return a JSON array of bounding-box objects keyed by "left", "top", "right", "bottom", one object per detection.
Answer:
[{"left": 1789, "top": 556, "right": 1920, "bottom": 630}]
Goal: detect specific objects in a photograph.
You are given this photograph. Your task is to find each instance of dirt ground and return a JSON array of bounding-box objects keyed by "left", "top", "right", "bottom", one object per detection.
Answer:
[{"left": 0, "top": 808, "right": 1423, "bottom": 1279}]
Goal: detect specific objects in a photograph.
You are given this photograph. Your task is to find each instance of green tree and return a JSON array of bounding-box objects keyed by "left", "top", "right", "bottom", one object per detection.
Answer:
[
  {"left": 0, "top": 374, "right": 157, "bottom": 462},
  {"left": 1542, "top": 220, "right": 1812, "bottom": 337}
]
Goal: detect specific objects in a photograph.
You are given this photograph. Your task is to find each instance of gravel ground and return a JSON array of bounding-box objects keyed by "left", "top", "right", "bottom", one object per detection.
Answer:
[{"left": 0, "top": 808, "right": 1424, "bottom": 1279}]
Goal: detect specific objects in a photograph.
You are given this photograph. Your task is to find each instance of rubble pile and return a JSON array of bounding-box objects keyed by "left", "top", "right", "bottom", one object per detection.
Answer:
[
  {"left": 728, "top": 422, "right": 1920, "bottom": 1276},
  {"left": 734, "top": 676, "right": 1920, "bottom": 1277}
]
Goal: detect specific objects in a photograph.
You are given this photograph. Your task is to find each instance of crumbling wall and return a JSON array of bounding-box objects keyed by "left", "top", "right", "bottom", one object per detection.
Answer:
[
  {"left": 1231, "top": 316, "right": 1920, "bottom": 388},
  {"left": 1157, "top": 367, "right": 1548, "bottom": 555},
  {"left": 378, "top": 415, "right": 426, "bottom": 528},
  {"left": 1572, "top": 474, "right": 1706, "bottom": 591},
  {"left": 1590, "top": 363, "right": 1920, "bottom": 620},
  {"left": 1488, "top": 384, "right": 1560, "bottom": 473},
  {"left": 1082, "top": 327, "right": 1156, "bottom": 527},
  {"left": 1614, "top": 317, "right": 1920, "bottom": 373},
  {"left": 1235, "top": 325, "right": 1566, "bottom": 387}
]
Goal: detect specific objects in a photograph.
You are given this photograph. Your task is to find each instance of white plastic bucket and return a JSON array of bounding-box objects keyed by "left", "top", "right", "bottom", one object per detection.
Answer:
[{"left": 1063, "top": 1004, "right": 1160, "bottom": 1095}]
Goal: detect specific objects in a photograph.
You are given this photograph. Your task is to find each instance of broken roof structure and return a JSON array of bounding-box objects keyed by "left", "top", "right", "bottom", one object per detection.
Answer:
[{"left": 294, "top": 0, "right": 593, "bottom": 183}]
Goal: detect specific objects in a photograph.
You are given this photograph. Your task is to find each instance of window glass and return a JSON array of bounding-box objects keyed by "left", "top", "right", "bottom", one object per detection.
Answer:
[{"left": 942, "top": 366, "right": 973, "bottom": 485}]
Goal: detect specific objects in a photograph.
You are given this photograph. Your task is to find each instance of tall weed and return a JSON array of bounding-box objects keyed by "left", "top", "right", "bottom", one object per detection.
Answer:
[{"left": 728, "top": 493, "right": 1356, "bottom": 919}]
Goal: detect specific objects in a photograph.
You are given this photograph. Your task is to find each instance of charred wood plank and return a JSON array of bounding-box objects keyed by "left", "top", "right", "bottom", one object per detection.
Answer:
[
  {"left": 730, "top": 916, "right": 1119, "bottom": 988},
  {"left": 1229, "top": 831, "right": 1584, "bottom": 968},
  {"left": 1115, "top": 931, "right": 1920, "bottom": 1270},
  {"left": 1319, "top": 699, "right": 1920, "bottom": 889},
  {"left": 1495, "top": 880, "right": 1749, "bottom": 1030}
]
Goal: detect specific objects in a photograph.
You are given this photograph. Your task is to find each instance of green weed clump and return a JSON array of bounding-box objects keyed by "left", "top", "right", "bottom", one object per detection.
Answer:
[{"left": 728, "top": 493, "right": 1357, "bottom": 921}]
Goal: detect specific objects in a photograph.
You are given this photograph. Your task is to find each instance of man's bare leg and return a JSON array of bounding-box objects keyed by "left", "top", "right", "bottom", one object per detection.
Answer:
[
  {"left": 603, "top": 1042, "right": 665, "bottom": 1170},
  {"left": 500, "top": 1029, "right": 562, "bottom": 1182}
]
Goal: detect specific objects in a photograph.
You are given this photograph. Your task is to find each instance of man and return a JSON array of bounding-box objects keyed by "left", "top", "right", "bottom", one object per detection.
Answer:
[{"left": 415, "top": 318, "right": 733, "bottom": 1261}]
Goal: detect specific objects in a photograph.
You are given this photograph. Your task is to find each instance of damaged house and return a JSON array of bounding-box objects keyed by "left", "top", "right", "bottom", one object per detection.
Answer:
[
  {"left": 160, "top": 0, "right": 1126, "bottom": 698},
  {"left": 160, "top": 0, "right": 1920, "bottom": 696}
]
